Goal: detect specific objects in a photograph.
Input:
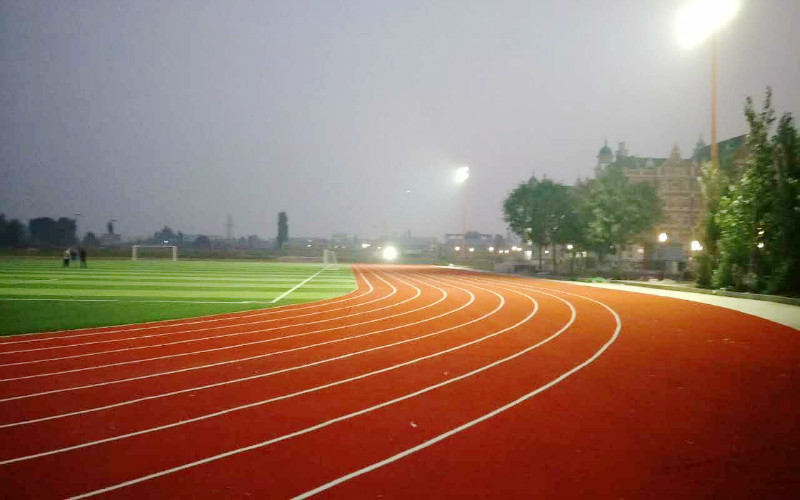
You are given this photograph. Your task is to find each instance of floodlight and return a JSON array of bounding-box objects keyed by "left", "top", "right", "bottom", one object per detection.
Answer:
[
  {"left": 361, "top": 243, "right": 371, "bottom": 249},
  {"left": 691, "top": 240, "right": 703, "bottom": 251},
  {"left": 468, "top": 247, "right": 475, "bottom": 253},
  {"left": 488, "top": 246, "right": 494, "bottom": 252},
  {"left": 676, "top": 0, "right": 739, "bottom": 49},
  {"left": 659, "top": 233, "right": 669, "bottom": 243},
  {"left": 757, "top": 242, "right": 764, "bottom": 249},
  {"left": 566, "top": 244, "right": 573, "bottom": 250},
  {"left": 454, "top": 166, "right": 470, "bottom": 184},
  {"left": 454, "top": 246, "right": 461, "bottom": 252},
  {"left": 382, "top": 246, "right": 399, "bottom": 260}
]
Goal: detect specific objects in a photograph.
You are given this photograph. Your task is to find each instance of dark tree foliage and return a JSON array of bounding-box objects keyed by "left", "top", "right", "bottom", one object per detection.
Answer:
[
  {"left": 28, "top": 217, "right": 77, "bottom": 248},
  {"left": 82, "top": 232, "right": 100, "bottom": 247},
  {"left": 0, "top": 214, "right": 25, "bottom": 247},
  {"left": 277, "top": 212, "right": 288, "bottom": 248},
  {"left": 152, "top": 226, "right": 178, "bottom": 244},
  {"left": 193, "top": 235, "right": 212, "bottom": 249}
]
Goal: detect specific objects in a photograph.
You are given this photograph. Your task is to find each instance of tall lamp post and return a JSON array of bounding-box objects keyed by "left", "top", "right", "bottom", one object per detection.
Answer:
[
  {"left": 73, "top": 212, "right": 82, "bottom": 245},
  {"left": 676, "top": 0, "right": 740, "bottom": 170},
  {"left": 454, "top": 166, "right": 470, "bottom": 258}
]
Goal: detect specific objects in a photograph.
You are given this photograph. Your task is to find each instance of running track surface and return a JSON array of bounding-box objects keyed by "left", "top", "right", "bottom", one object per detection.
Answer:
[{"left": 1, "top": 264, "right": 798, "bottom": 499}]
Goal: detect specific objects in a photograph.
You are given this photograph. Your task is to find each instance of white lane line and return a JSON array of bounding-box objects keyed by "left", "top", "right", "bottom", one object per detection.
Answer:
[
  {"left": 59, "top": 274, "right": 563, "bottom": 500},
  {"left": 292, "top": 279, "right": 621, "bottom": 500},
  {"left": 0, "top": 271, "right": 425, "bottom": 382},
  {"left": 270, "top": 267, "right": 329, "bottom": 304},
  {"left": 0, "top": 271, "right": 470, "bottom": 427},
  {"left": 0, "top": 270, "right": 392, "bottom": 366},
  {"left": 0, "top": 265, "right": 367, "bottom": 344},
  {"left": 0, "top": 269, "right": 387, "bottom": 355},
  {"left": 0, "top": 270, "right": 424, "bottom": 398}
]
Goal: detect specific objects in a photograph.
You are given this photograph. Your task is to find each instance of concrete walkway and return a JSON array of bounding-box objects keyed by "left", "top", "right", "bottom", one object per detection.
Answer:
[{"left": 559, "top": 280, "right": 800, "bottom": 330}]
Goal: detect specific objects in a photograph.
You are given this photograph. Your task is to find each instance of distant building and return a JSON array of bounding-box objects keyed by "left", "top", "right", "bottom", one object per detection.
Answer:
[{"left": 596, "top": 136, "right": 746, "bottom": 256}]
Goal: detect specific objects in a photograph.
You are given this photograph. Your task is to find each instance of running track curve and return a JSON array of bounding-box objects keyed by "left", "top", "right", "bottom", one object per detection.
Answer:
[{"left": 0, "top": 264, "right": 797, "bottom": 499}]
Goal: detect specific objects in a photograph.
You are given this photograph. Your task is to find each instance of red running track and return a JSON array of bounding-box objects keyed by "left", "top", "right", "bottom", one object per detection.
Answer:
[{"left": 0, "top": 264, "right": 798, "bottom": 499}]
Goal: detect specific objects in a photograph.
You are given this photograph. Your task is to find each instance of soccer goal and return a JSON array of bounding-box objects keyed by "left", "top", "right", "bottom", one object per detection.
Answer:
[
  {"left": 132, "top": 245, "right": 178, "bottom": 261},
  {"left": 322, "top": 249, "right": 339, "bottom": 269}
]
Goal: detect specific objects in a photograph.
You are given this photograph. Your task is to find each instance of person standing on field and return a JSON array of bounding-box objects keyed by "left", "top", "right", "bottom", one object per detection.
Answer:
[
  {"left": 79, "top": 248, "right": 87, "bottom": 268},
  {"left": 63, "top": 249, "right": 71, "bottom": 267}
]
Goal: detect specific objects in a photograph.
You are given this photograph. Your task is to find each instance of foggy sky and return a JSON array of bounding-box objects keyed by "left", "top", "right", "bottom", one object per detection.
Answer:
[{"left": 2, "top": 1, "right": 799, "bottom": 240}]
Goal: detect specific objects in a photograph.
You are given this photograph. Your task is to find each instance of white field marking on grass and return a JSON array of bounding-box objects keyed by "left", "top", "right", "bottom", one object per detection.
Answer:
[
  {"left": 0, "top": 270, "right": 391, "bottom": 355},
  {"left": 0, "top": 270, "right": 423, "bottom": 395},
  {"left": 0, "top": 272, "right": 499, "bottom": 463},
  {"left": 58, "top": 276, "right": 571, "bottom": 500},
  {"left": 0, "top": 271, "right": 434, "bottom": 381},
  {"left": 0, "top": 298, "right": 275, "bottom": 304},
  {"left": 0, "top": 270, "right": 477, "bottom": 429},
  {"left": 270, "top": 267, "right": 329, "bottom": 304},
  {"left": 292, "top": 281, "right": 620, "bottom": 500},
  {"left": 0, "top": 270, "right": 403, "bottom": 369},
  {"left": 0, "top": 265, "right": 366, "bottom": 344}
]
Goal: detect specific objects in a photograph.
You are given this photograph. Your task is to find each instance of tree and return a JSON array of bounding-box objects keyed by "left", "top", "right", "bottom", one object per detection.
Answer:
[
  {"left": 193, "top": 235, "right": 211, "bottom": 249},
  {"left": 277, "top": 212, "right": 288, "bottom": 249},
  {"left": 152, "top": 226, "right": 178, "bottom": 244},
  {"left": 82, "top": 232, "right": 100, "bottom": 247},
  {"left": 28, "top": 217, "right": 76, "bottom": 248},
  {"left": 0, "top": 214, "right": 24, "bottom": 247},
  {"left": 503, "top": 176, "right": 579, "bottom": 270},
  {"left": 582, "top": 165, "right": 663, "bottom": 276}
]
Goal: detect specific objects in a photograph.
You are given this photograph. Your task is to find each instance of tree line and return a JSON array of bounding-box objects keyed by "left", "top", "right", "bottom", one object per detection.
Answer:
[
  {"left": 503, "top": 166, "right": 662, "bottom": 276},
  {"left": 698, "top": 88, "right": 799, "bottom": 293}
]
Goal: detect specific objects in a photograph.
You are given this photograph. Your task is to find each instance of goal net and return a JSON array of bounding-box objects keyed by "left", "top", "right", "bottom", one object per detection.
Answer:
[
  {"left": 132, "top": 245, "right": 178, "bottom": 261},
  {"left": 322, "top": 249, "right": 338, "bottom": 269}
]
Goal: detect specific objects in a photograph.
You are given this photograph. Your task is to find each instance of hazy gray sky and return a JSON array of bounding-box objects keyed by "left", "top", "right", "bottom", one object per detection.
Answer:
[{"left": 2, "top": 1, "right": 799, "bottom": 240}]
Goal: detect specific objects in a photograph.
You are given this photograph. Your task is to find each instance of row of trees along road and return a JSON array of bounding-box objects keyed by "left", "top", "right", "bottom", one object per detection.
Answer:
[
  {"left": 698, "top": 88, "right": 800, "bottom": 293},
  {"left": 503, "top": 167, "right": 662, "bottom": 276}
]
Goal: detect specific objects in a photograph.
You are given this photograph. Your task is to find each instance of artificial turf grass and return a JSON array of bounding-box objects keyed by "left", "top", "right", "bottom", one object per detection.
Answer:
[{"left": 0, "top": 259, "right": 355, "bottom": 336}]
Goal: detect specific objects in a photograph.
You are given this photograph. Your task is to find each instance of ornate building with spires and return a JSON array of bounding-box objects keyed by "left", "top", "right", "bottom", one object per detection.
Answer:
[{"left": 595, "top": 137, "right": 741, "bottom": 256}]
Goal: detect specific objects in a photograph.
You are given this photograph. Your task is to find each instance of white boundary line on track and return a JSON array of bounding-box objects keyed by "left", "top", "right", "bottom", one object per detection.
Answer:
[
  {"left": 293, "top": 280, "right": 621, "bottom": 500},
  {"left": 0, "top": 271, "right": 476, "bottom": 428},
  {"left": 0, "top": 265, "right": 367, "bottom": 344},
  {"left": 58, "top": 274, "right": 578, "bottom": 499},
  {"left": 0, "top": 271, "right": 431, "bottom": 382},
  {"left": 0, "top": 298, "right": 275, "bottom": 304},
  {"left": 270, "top": 266, "right": 329, "bottom": 304},
  {"left": 0, "top": 269, "right": 391, "bottom": 355},
  {"left": 0, "top": 271, "right": 447, "bottom": 398}
]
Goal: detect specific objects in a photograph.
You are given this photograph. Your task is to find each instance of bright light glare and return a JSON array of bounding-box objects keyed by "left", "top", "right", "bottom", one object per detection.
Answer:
[
  {"left": 488, "top": 246, "right": 495, "bottom": 252},
  {"left": 382, "top": 246, "right": 398, "bottom": 260},
  {"left": 676, "top": 0, "right": 739, "bottom": 49},
  {"left": 468, "top": 247, "right": 475, "bottom": 253},
  {"left": 454, "top": 166, "right": 470, "bottom": 184},
  {"left": 691, "top": 240, "right": 704, "bottom": 251},
  {"left": 454, "top": 246, "right": 461, "bottom": 251},
  {"left": 659, "top": 232, "right": 669, "bottom": 243},
  {"left": 637, "top": 248, "right": 645, "bottom": 254},
  {"left": 757, "top": 242, "right": 764, "bottom": 249},
  {"left": 545, "top": 250, "right": 550, "bottom": 254},
  {"left": 361, "top": 243, "right": 371, "bottom": 249},
  {"left": 566, "top": 244, "right": 574, "bottom": 250}
]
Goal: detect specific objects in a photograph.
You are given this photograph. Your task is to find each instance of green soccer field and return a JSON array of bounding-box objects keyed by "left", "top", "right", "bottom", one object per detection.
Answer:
[{"left": 0, "top": 258, "right": 356, "bottom": 336}]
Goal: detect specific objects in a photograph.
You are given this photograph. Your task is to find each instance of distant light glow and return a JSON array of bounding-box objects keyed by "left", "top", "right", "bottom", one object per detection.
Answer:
[
  {"left": 757, "top": 242, "right": 764, "bottom": 249},
  {"left": 454, "top": 166, "right": 470, "bottom": 184},
  {"left": 382, "top": 246, "right": 398, "bottom": 260},
  {"left": 691, "top": 240, "right": 703, "bottom": 251},
  {"left": 468, "top": 247, "right": 475, "bottom": 253},
  {"left": 361, "top": 243, "right": 371, "bottom": 249},
  {"left": 659, "top": 233, "right": 669, "bottom": 243},
  {"left": 566, "top": 244, "right": 574, "bottom": 250},
  {"left": 544, "top": 250, "right": 550, "bottom": 254},
  {"left": 676, "top": 0, "right": 739, "bottom": 49},
  {"left": 637, "top": 248, "right": 645, "bottom": 254},
  {"left": 488, "top": 246, "right": 494, "bottom": 252},
  {"left": 454, "top": 246, "right": 461, "bottom": 252}
]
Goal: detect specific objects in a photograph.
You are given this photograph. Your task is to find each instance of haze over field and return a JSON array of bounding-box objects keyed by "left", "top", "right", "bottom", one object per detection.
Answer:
[{"left": 1, "top": 1, "right": 799, "bottom": 239}]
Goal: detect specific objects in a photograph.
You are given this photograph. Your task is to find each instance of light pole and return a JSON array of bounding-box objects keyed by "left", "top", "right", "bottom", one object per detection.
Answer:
[
  {"left": 676, "top": 0, "right": 740, "bottom": 169},
  {"left": 73, "top": 212, "right": 82, "bottom": 245},
  {"left": 454, "top": 166, "right": 470, "bottom": 258}
]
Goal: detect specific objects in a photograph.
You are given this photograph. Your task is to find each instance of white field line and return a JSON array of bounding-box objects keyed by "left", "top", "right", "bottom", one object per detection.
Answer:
[
  {"left": 1, "top": 272, "right": 504, "bottom": 463},
  {"left": 293, "top": 280, "right": 621, "bottom": 500},
  {"left": 0, "top": 265, "right": 367, "bottom": 344},
  {"left": 270, "top": 267, "right": 329, "bottom": 304},
  {"left": 0, "top": 270, "right": 405, "bottom": 369},
  {"left": 0, "top": 269, "right": 390, "bottom": 355},
  {"left": 0, "top": 271, "right": 427, "bottom": 397},
  {"left": 0, "top": 271, "right": 433, "bottom": 381},
  {"left": 0, "top": 298, "right": 275, "bottom": 304},
  {"left": 59, "top": 275, "right": 576, "bottom": 500},
  {"left": 0, "top": 271, "right": 477, "bottom": 427}
]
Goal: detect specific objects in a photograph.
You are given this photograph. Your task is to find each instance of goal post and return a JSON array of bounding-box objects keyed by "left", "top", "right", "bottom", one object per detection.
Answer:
[
  {"left": 132, "top": 245, "right": 178, "bottom": 261},
  {"left": 322, "top": 249, "right": 338, "bottom": 269}
]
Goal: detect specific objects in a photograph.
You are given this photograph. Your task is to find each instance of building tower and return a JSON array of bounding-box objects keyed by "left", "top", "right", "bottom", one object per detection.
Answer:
[
  {"left": 225, "top": 214, "right": 234, "bottom": 240},
  {"left": 596, "top": 140, "right": 614, "bottom": 173}
]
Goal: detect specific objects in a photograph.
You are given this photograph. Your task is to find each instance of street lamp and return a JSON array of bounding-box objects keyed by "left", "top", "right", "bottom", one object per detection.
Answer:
[
  {"left": 454, "top": 166, "right": 470, "bottom": 258},
  {"left": 676, "top": 0, "right": 740, "bottom": 169},
  {"left": 74, "top": 212, "right": 82, "bottom": 244}
]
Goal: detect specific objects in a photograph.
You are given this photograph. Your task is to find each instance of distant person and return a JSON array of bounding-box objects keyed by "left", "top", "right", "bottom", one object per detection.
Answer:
[
  {"left": 79, "top": 248, "right": 87, "bottom": 268},
  {"left": 70, "top": 248, "right": 78, "bottom": 262},
  {"left": 63, "top": 249, "right": 71, "bottom": 267}
]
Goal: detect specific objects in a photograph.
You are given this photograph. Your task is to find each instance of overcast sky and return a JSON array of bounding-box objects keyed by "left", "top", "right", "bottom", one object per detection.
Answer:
[{"left": 2, "top": 1, "right": 798, "bottom": 240}]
